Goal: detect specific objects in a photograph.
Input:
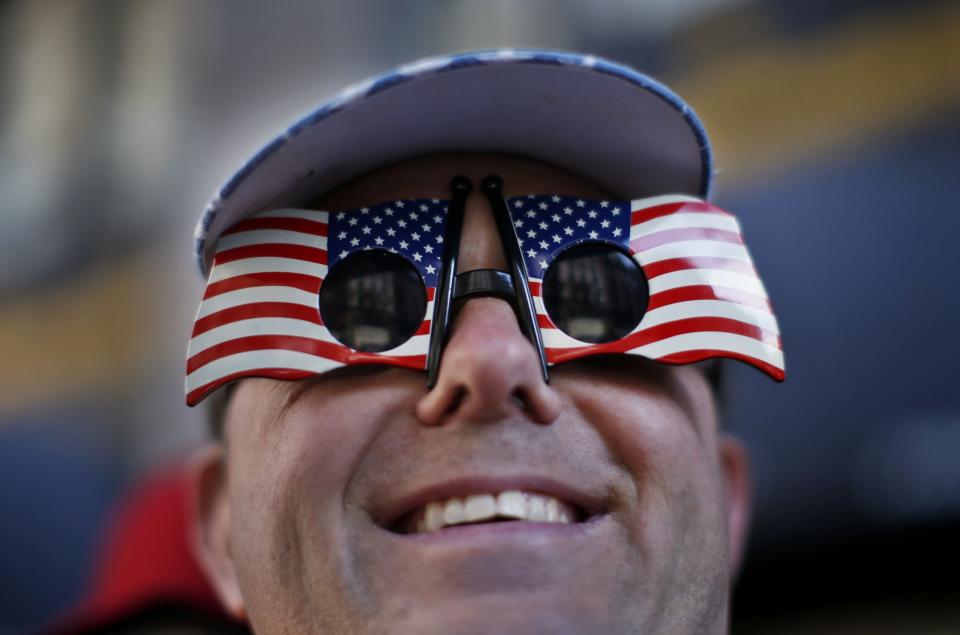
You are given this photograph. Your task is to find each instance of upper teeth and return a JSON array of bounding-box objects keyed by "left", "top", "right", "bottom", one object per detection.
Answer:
[{"left": 413, "top": 491, "right": 575, "bottom": 534}]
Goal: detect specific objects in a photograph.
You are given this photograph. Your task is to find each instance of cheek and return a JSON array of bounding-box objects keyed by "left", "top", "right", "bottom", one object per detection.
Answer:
[
  {"left": 570, "top": 381, "right": 726, "bottom": 558},
  {"left": 225, "top": 387, "right": 398, "bottom": 617}
]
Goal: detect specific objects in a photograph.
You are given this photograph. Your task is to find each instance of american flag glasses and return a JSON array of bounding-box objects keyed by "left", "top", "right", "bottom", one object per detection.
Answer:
[{"left": 185, "top": 176, "right": 784, "bottom": 405}]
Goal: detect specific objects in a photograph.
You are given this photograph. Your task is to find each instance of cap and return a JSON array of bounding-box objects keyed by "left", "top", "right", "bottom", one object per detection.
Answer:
[{"left": 194, "top": 48, "right": 713, "bottom": 277}]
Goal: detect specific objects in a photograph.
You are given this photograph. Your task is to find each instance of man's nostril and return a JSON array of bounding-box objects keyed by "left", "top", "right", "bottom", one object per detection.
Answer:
[
  {"left": 446, "top": 387, "right": 467, "bottom": 414},
  {"left": 510, "top": 388, "right": 528, "bottom": 412}
]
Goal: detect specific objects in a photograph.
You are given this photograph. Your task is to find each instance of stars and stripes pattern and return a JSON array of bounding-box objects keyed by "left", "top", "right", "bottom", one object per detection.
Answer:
[
  {"left": 185, "top": 199, "right": 448, "bottom": 406},
  {"left": 510, "top": 194, "right": 784, "bottom": 380},
  {"left": 186, "top": 193, "right": 783, "bottom": 405}
]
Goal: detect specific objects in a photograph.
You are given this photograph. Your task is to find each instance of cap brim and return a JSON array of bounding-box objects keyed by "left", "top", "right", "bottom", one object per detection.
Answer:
[{"left": 195, "top": 49, "right": 712, "bottom": 276}]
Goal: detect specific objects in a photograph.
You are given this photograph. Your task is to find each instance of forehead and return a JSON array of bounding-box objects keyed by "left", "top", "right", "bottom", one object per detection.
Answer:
[{"left": 314, "top": 153, "right": 614, "bottom": 208}]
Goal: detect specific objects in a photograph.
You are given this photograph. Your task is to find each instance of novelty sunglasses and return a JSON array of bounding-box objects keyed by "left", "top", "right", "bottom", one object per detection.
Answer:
[{"left": 186, "top": 176, "right": 784, "bottom": 405}]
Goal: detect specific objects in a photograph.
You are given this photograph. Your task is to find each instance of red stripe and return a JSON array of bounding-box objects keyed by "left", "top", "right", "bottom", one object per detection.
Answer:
[
  {"left": 641, "top": 257, "right": 757, "bottom": 280},
  {"left": 223, "top": 216, "right": 328, "bottom": 237},
  {"left": 192, "top": 302, "right": 323, "bottom": 337},
  {"left": 186, "top": 351, "right": 429, "bottom": 406},
  {"left": 646, "top": 285, "right": 771, "bottom": 313},
  {"left": 630, "top": 200, "right": 732, "bottom": 225},
  {"left": 186, "top": 334, "right": 426, "bottom": 377},
  {"left": 630, "top": 227, "right": 743, "bottom": 253},
  {"left": 213, "top": 243, "right": 328, "bottom": 266},
  {"left": 426, "top": 287, "right": 436, "bottom": 302},
  {"left": 529, "top": 280, "right": 542, "bottom": 296},
  {"left": 656, "top": 350, "right": 785, "bottom": 381},
  {"left": 187, "top": 368, "right": 316, "bottom": 406},
  {"left": 203, "top": 272, "right": 322, "bottom": 299},
  {"left": 545, "top": 316, "right": 780, "bottom": 361}
]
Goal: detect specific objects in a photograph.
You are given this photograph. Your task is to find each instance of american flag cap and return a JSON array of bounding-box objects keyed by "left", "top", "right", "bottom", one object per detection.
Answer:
[{"left": 194, "top": 49, "right": 713, "bottom": 278}]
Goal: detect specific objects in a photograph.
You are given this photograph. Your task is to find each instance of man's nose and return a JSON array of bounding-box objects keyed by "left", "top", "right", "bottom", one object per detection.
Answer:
[{"left": 415, "top": 296, "right": 561, "bottom": 426}]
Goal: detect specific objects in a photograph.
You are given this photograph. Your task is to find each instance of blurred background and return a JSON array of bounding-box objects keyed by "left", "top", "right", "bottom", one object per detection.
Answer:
[{"left": 1, "top": 0, "right": 958, "bottom": 633}]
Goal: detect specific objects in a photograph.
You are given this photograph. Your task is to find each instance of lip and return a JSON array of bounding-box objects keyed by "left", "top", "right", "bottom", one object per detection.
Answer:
[{"left": 372, "top": 474, "right": 610, "bottom": 533}]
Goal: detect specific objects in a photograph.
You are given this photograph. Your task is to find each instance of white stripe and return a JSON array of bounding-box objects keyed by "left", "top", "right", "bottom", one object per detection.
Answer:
[
  {"left": 647, "top": 269, "right": 769, "bottom": 297},
  {"left": 196, "top": 286, "right": 318, "bottom": 319},
  {"left": 190, "top": 303, "right": 435, "bottom": 357},
  {"left": 634, "top": 241, "right": 753, "bottom": 267},
  {"left": 216, "top": 229, "right": 328, "bottom": 252},
  {"left": 638, "top": 300, "right": 779, "bottom": 334},
  {"left": 189, "top": 317, "right": 332, "bottom": 356},
  {"left": 186, "top": 350, "right": 344, "bottom": 394},
  {"left": 207, "top": 257, "right": 327, "bottom": 284},
  {"left": 250, "top": 208, "right": 329, "bottom": 222},
  {"left": 630, "top": 194, "right": 702, "bottom": 210},
  {"left": 630, "top": 212, "right": 741, "bottom": 239},
  {"left": 626, "top": 331, "right": 784, "bottom": 369}
]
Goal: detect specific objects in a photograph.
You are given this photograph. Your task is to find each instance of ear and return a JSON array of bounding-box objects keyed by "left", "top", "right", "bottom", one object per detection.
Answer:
[
  {"left": 718, "top": 435, "right": 751, "bottom": 579},
  {"left": 187, "top": 443, "right": 247, "bottom": 620}
]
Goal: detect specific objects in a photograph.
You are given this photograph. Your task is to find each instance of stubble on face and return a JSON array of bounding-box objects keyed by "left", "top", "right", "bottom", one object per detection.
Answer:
[{"left": 216, "top": 154, "right": 735, "bottom": 635}]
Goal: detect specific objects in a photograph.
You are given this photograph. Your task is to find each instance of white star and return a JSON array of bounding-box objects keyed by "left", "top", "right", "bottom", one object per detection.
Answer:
[
  {"left": 337, "top": 231, "right": 347, "bottom": 240},
  {"left": 527, "top": 248, "right": 537, "bottom": 258},
  {"left": 409, "top": 211, "right": 419, "bottom": 220},
  {"left": 527, "top": 229, "right": 537, "bottom": 238},
  {"left": 539, "top": 201, "right": 548, "bottom": 210},
  {"left": 513, "top": 199, "right": 524, "bottom": 208},
  {"left": 526, "top": 210, "right": 536, "bottom": 218},
  {"left": 411, "top": 232, "right": 421, "bottom": 241},
  {"left": 514, "top": 219, "right": 523, "bottom": 228},
  {"left": 373, "top": 216, "right": 382, "bottom": 224},
  {"left": 348, "top": 217, "right": 358, "bottom": 226},
  {"left": 613, "top": 227, "right": 622, "bottom": 237},
  {"left": 552, "top": 234, "right": 562, "bottom": 243},
  {"left": 588, "top": 210, "right": 597, "bottom": 219},
  {"left": 424, "top": 244, "right": 433, "bottom": 254},
  {"left": 420, "top": 204, "right": 429, "bottom": 212},
  {"left": 350, "top": 237, "right": 360, "bottom": 246},
  {"left": 539, "top": 221, "right": 549, "bottom": 230},
  {"left": 375, "top": 236, "right": 384, "bottom": 245},
  {"left": 395, "top": 201, "right": 406, "bottom": 208},
  {"left": 386, "top": 228, "right": 396, "bottom": 236},
  {"left": 385, "top": 208, "right": 394, "bottom": 216},
  {"left": 539, "top": 240, "right": 549, "bottom": 249},
  {"left": 600, "top": 201, "right": 609, "bottom": 208},
  {"left": 563, "top": 206, "right": 573, "bottom": 215},
  {"left": 589, "top": 230, "right": 599, "bottom": 239},
  {"left": 576, "top": 199, "right": 585, "bottom": 207},
  {"left": 601, "top": 219, "right": 610, "bottom": 228},
  {"left": 397, "top": 220, "right": 407, "bottom": 228},
  {"left": 551, "top": 214, "right": 561, "bottom": 223},
  {"left": 551, "top": 195, "right": 561, "bottom": 202},
  {"left": 431, "top": 198, "right": 439, "bottom": 203},
  {"left": 413, "top": 252, "right": 422, "bottom": 262},
  {"left": 422, "top": 223, "right": 431, "bottom": 233},
  {"left": 336, "top": 212, "right": 346, "bottom": 220},
  {"left": 361, "top": 226, "right": 371, "bottom": 234},
  {"left": 399, "top": 240, "right": 409, "bottom": 249},
  {"left": 389, "top": 247, "right": 397, "bottom": 253},
  {"left": 518, "top": 238, "right": 524, "bottom": 246},
  {"left": 339, "top": 250, "right": 348, "bottom": 259},
  {"left": 564, "top": 226, "right": 574, "bottom": 236},
  {"left": 576, "top": 219, "right": 586, "bottom": 227},
  {"left": 434, "top": 215, "right": 443, "bottom": 224},
  {"left": 436, "top": 235, "right": 443, "bottom": 243},
  {"left": 611, "top": 207, "right": 620, "bottom": 216},
  {"left": 426, "top": 264, "right": 436, "bottom": 274},
  {"left": 539, "top": 259, "right": 548, "bottom": 270},
  {"left": 360, "top": 207, "right": 369, "bottom": 214}
]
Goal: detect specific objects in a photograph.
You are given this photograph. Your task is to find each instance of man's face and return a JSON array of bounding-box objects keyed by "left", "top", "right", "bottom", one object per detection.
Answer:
[{"left": 197, "top": 154, "right": 750, "bottom": 635}]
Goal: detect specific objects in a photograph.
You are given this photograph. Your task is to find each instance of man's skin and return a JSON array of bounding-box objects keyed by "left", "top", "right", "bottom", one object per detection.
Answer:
[{"left": 193, "top": 154, "right": 752, "bottom": 635}]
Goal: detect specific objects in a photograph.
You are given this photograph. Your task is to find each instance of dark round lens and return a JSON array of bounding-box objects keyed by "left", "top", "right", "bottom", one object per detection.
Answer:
[
  {"left": 319, "top": 250, "right": 427, "bottom": 352},
  {"left": 541, "top": 243, "right": 648, "bottom": 343}
]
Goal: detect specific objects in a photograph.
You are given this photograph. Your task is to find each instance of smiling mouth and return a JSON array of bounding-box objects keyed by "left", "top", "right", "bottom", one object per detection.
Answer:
[{"left": 391, "top": 490, "right": 586, "bottom": 535}]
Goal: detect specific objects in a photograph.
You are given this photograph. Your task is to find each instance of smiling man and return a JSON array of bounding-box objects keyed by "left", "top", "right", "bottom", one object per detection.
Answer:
[{"left": 186, "top": 51, "right": 784, "bottom": 634}]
